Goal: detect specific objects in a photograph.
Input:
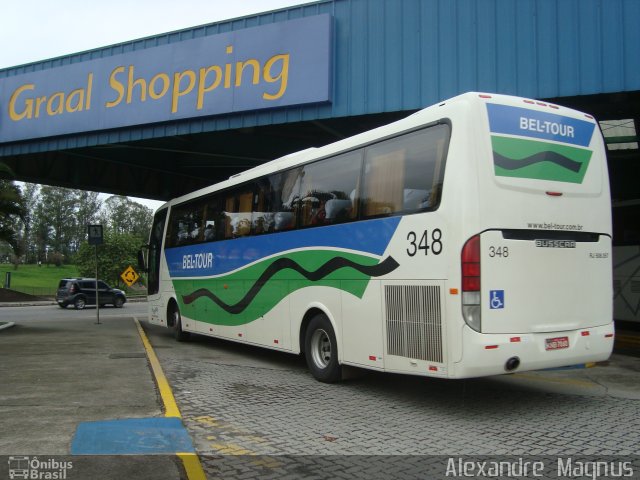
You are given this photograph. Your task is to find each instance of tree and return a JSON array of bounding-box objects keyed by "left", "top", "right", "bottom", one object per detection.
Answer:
[
  {"left": 3, "top": 180, "right": 151, "bottom": 267},
  {"left": 0, "top": 163, "right": 26, "bottom": 257},
  {"left": 19, "top": 183, "right": 40, "bottom": 263},
  {"left": 35, "top": 186, "right": 76, "bottom": 261},
  {"left": 101, "top": 195, "right": 152, "bottom": 239},
  {"left": 76, "top": 231, "right": 143, "bottom": 287}
]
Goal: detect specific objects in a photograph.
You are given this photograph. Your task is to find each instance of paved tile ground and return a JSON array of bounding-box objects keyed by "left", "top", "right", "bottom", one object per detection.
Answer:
[
  {"left": 166, "top": 359, "right": 639, "bottom": 456},
  {"left": 141, "top": 323, "right": 640, "bottom": 478}
]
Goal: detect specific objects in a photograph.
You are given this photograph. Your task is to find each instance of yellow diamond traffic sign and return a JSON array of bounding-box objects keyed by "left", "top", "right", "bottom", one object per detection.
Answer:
[{"left": 120, "top": 265, "right": 139, "bottom": 287}]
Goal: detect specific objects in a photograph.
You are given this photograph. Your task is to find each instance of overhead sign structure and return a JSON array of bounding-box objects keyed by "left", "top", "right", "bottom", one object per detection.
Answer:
[
  {"left": 0, "top": 14, "right": 333, "bottom": 143},
  {"left": 120, "top": 266, "right": 140, "bottom": 287}
]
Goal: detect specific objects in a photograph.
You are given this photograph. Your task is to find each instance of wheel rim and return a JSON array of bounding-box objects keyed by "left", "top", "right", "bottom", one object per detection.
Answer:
[
  {"left": 310, "top": 328, "right": 332, "bottom": 369},
  {"left": 76, "top": 299, "right": 85, "bottom": 309},
  {"left": 173, "top": 309, "right": 180, "bottom": 328}
]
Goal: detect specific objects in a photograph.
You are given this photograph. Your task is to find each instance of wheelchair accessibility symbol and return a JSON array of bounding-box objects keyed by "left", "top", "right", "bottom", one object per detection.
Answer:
[{"left": 490, "top": 290, "right": 505, "bottom": 309}]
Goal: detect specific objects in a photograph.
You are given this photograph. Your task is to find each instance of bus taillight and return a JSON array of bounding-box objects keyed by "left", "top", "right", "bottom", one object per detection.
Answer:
[{"left": 462, "top": 234, "right": 481, "bottom": 332}]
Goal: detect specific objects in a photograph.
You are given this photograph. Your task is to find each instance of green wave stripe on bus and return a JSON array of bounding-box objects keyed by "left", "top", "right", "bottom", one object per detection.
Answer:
[
  {"left": 492, "top": 136, "right": 592, "bottom": 183},
  {"left": 172, "top": 250, "right": 391, "bottom": 327}
]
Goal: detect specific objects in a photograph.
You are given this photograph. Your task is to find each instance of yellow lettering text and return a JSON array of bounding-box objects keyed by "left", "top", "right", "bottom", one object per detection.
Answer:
[
  {"left": 224, "top": 45, "right": 233, "bottom": 89},
  {"left": 149, "top": 73, "right": 170, "bottom": 100},
  {"left": 8, "top": 84, "right": 35, "bottom": 121},
  {"left": 65, "top": 88, "right": 85, "bottom": 113},
  {"left": 35, "top": 96, "right": 47, "bottom": 118},
  {"left": 46, "top": 92, "right": 64, "bottom": 116},
  {"left": 235, "top": 59, "right": 260, "bottom": 87},
  {"left": 105, "top": 66, "right": 125, "bottom": 108},
  {"left": 196, "top": 66, "right": 222, "bottom": 110},
  {"left": 126, "top": 66, "right": 147, "bottom": 104},
  {"left": 262, "top": 54, "right": 289, "bottom": 100},
  {"left": 172, "top": 70, "right": 196, "bottom": 113},
  {"left": 85, "top": 73, "right": 93, "bottom": 110}
]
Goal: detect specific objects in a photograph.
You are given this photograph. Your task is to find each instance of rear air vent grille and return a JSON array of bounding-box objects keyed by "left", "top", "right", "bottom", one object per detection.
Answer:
[{"left": 385, "top": 285, "right": 443, "bottom": 362}]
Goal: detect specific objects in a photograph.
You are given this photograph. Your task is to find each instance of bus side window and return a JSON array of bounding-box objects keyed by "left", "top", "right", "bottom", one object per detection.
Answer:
[
  {"left": 166, "top": 201, "right": 204, "bottom": 247},
  {"left": 298, "top": 151, "right": 362, "bottom": 227},
  {"left": 203, "top": 194, "right": 224, "bottom": 242},
  {"left": 362, "top": 124, "right": 449, "bottom": 218},
  {"left": 253, "top": 180, "right": 273, "bottom": 234},
  {"left": 363, "top": 149, "right": 405, "bottom": 217},
  {"left": 224, "top": 189, "right": 254, "bottom": 239},
  {"left": 269, "top": 168, "right": 302, "bottom": 231}
]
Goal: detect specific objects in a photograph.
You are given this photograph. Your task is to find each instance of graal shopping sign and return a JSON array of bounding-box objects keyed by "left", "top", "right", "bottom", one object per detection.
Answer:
[{"left": 0, "top": 15, "right": 333, "bottom": 142}]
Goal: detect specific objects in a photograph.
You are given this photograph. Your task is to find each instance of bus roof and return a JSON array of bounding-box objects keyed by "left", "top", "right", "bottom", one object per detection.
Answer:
[{"left": 158, "top": 91, "right": 596, "bottom": 211}]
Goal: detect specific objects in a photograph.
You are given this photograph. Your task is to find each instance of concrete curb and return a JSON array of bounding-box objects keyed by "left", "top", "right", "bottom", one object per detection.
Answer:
[
  {"left": 0, "top": 297, "right": 147, "bottom": 307},
  {"left": 0, "top": 301, "right": 56, "bottom": 308}
]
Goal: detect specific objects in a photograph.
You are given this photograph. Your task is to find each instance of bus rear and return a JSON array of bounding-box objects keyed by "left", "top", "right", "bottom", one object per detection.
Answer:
[{"left": 455, "top": 93, "right": 614, "bottom": 377}]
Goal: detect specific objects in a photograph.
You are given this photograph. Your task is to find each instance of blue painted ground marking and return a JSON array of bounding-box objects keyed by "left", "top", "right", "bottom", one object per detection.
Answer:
[{"left": 71, "top": 417, "right": 195, "bottom": 455}]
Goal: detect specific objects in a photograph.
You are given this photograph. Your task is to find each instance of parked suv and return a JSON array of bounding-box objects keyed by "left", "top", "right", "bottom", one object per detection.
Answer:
[{"left": 56, "top": 278, "right": 127, "bottom": 310}]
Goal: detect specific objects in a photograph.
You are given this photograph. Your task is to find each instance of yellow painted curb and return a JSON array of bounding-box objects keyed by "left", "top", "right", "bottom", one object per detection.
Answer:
[
  {"left": 134, "top": 317, "right": 181, "bottom": 418},
  {"left": 134, "top": 317, "right": 205, "bottom": 480},
  {"left": 178, "top": 453, "right": 207, "bottom": 480}
]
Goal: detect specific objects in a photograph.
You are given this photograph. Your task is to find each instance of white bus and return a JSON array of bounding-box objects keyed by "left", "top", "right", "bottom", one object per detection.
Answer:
[{"left": 141, "top": 92, "right": 614, "bottom": 382}]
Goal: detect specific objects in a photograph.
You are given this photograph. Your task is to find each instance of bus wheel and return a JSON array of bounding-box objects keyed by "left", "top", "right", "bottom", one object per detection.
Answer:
[
  {"left": 170, "top": 304, "right": 190, "bottom": 342},
  {"left": 304, "top": 313, "right": 342, "bottom": 383}
]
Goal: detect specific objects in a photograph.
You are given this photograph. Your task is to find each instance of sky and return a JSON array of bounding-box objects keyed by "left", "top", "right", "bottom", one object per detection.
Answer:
[{"left": 0, "top": 0, "right": 304, "bottom": 211}]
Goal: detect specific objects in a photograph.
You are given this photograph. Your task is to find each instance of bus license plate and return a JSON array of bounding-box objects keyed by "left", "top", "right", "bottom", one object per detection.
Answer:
[{"left": 545, "top": 336, "right": 569, "bottom": 351}]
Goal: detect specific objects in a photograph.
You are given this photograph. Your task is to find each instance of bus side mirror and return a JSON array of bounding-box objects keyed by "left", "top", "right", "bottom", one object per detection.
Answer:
[{"left": 137, "top": 247, "right": 148, "bottom": 273}]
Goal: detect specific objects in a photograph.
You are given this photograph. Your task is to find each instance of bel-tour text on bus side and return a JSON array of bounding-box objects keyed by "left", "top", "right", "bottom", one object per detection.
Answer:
[{"left": 183, "top": 252, "right": 214, "bottom": 270}]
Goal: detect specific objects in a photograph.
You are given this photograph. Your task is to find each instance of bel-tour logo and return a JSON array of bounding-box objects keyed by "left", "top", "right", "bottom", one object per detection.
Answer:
[
  {"left": 486, "top": 103, "right": 595, "bottom": 148},
  {"left": 0, "top": 14, "right": 333, "bottom": 142}
]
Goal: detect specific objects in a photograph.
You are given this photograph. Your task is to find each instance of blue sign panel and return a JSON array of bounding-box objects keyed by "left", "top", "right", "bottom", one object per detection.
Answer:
[
  {"left": 0, "top": 15, "right": 333, "bottom": 142},
  {"left": 489, "top": 290, "right": 505, "bottom": 309},
  {"left": 486, "top": 104, "right": 595, "bottom": 147}
]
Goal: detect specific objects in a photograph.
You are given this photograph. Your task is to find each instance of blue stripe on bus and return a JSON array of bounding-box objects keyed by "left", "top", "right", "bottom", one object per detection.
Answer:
[{"left": 165, "top": 216, "right": 401, "bottom": 278}]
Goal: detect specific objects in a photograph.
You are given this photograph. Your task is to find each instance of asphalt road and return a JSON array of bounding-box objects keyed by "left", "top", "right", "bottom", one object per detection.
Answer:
[
  {"left": 1, "top": 302, "right": 148, "bottom": 323},
  {"left": 0, "top": 302, "right": 183, "bottom": 480}
]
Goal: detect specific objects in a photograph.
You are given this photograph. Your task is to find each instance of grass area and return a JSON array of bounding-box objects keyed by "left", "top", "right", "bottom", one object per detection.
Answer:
[{"left": 1, "top": 264, "right": 79, "bottom": 297}]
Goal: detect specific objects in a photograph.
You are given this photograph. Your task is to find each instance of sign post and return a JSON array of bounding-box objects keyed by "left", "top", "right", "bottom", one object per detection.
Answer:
[{"left": 88, "top": 225, "right": 104, "bottom": 325}]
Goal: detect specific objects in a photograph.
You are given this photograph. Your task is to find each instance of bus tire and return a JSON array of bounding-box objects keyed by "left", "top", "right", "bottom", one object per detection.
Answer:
[
  {"left": 304, "top": 313, "right": 342, "bottom": 383},
  {"left": 170, "top": 304, "right": 190, "bottom": 342}
]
